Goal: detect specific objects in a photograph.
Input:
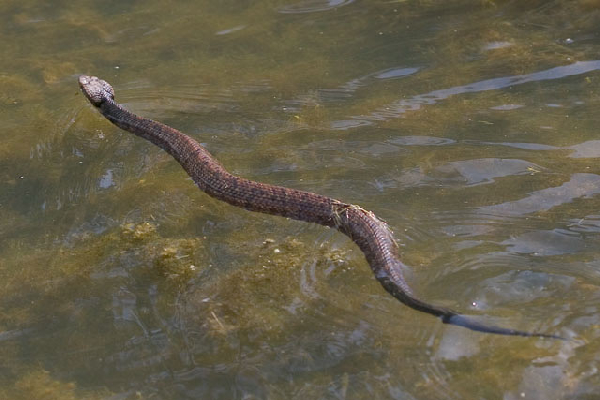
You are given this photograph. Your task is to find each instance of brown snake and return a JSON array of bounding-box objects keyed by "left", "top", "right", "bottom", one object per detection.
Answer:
[{"left": 79, "top": 75, "right": 562, "bottom": 339}]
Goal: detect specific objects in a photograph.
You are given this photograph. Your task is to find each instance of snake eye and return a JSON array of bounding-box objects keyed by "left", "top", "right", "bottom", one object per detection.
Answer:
[{"left": 100, "top": 79, "right": 115, "bottom": 100}]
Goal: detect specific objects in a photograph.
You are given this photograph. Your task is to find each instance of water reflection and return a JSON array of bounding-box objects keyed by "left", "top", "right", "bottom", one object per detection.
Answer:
[
  {"left": 388, "top": 136, "right": 455, "bottom": 146},
  {"left": 288, "top": 65, "right": 420, "bottom": 108},
  {"left": 4, "top": 0, "right": 600, "bottom": 398},
  {"left": 478, "top": 174, "right": 600, "bottom": 217},
  {"left": 488, "top": 139, "right": 600, "bottom": 159},
  {"left": 373, "top": 158, "right": 542, "bottom": 190},
  {"left": 215, "top": 25, "right": 247, "bottom": 36},
  {"left": 121, "top": 81, "right": 272, "bottom": 118},
  {"left": 436, "top": 158, "right": 540, "bottom": 187},
  {"left": 502, "top": 229, "right": 585, "bottom": 256},
  {"left": 279, "top": 0, "right": 355, "bottom": 14},
  {"left": 331, "top": 60, "right": 600, "bottom": 129}
]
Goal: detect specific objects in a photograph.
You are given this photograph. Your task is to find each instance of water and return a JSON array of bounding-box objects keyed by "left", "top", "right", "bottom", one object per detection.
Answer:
[{"left": 2, "top": 0, "right": 600, "bottom": 398}]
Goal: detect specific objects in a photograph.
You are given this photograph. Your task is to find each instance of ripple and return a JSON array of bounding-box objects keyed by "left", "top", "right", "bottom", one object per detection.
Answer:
[
  {"left": 0, "top": 327, "right": 34, "bottom": 342},
  {"left": 478, "top": 173, "right": 600, "bottom": 217},
  {"left": 369, "top": 166, "right": 430, "bottom": 190},
  {"left": 377, "top": 158, "right": 540, "bottom": 190},
  {"left": 441, "top": 223, "right": 495, "bottom": 238},
  {"left": 119, "top": 80, "right": 272, "bottom": 119},
  {"left": 330, "top": 119, "right": 373, "bottom": 130},
  {"left": 215, "top": 25, "right": 246, "bottom": 35},
  {"left": 567, "top": 214, "right": 600, "bottom": 234},
  {"left": 429, "top": 210, "right": 529, "bottom": 243},
  {"left": 482, "top": 41, "right": 513, "bottom": 51},
  {"left": 482, "top": 139, "right": 600, "bottom": 159},
  {"left": 374, "top": 67, "right": 421, "bottom": 80},
  {"left": 436, "top": 328, "right": 480, "bottom": 360},
  {"left": 346, "top": 60, "right": 600, "bottom": 124},
  {"left": 436, "top": 158, "right": 541, "bottom": 186},
  {"left": 505, "top": 362, "right": 576, "bottom": 400},
  {"left": 567, "top": 140, "right": 600, "bottom": 158},
  {"left": 284, "top": 64, "right": 420, "bottom": 120},
  {"left": 357, "top": 141, "right": 403, "bottom": 156},
  {"left": 490, "top": 103, "right": 524, "bottom": 111},
  {"left": 278, "top": 0, "right": 355, "bottom": 14},
  {"left": 502, "top": 229, "right": 586, "bottom": 256},
  {"left": 388, "top": 135, "right": 455, "bottom": 146},
  {"left": 479, "top": 270, "right": 575, "bottom": 305},
  {"left": 481, "top": 141, "right": 559, "bottom": 151}
]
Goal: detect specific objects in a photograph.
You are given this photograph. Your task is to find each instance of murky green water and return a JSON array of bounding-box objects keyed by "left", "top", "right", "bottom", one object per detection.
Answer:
[{"left": 2, "top": 0, "right": 600, "bottom": 398}]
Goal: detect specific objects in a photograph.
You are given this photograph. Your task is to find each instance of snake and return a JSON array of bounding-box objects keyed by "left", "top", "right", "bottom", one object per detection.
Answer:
[{"left": 79, "top": 75, "right": 562, "bottom": 339}]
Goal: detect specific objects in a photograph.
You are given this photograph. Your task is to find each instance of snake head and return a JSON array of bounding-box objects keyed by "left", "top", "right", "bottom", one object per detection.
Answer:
[{"left": 79, "top": 75, "right": 115, "bottom": 106}]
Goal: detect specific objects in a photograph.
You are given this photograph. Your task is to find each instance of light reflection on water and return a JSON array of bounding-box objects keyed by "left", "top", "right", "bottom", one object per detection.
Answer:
[
  {"left": 3, "top": 0, "right": 600, "bottom": 398},
  {"left": 279, "top": 0, "right": 355, "bottom": 14},
  {"left": 328, "top": 60, "right": 600, "bottom": 129}
]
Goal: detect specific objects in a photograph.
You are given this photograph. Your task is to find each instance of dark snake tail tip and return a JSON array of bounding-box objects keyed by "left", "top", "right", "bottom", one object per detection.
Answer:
[{"left": 443, "top": 314, "right": 567, "bottom": 340}]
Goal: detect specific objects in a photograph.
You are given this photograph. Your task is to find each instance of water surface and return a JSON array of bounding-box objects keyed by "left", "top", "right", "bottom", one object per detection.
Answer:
[{"left": 2, "top": 0, "right": 600, "bottom": 398}]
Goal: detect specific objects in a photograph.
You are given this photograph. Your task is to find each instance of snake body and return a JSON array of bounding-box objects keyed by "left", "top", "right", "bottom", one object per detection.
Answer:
[{"left": 79, "top": 75, "right": 560, "bottom": 339}]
